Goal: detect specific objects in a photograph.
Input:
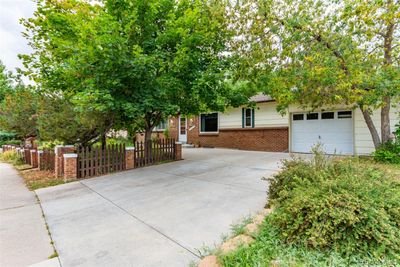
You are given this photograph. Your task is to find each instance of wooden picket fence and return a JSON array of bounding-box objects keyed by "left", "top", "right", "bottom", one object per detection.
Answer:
[
  {"left": 77, "top": 144, "right": 125, "bottom": 178},
  {"left": 40, "top": 149, "right": 55, "bottom": 171},
  {"left": 134, "top": 139, "right": 176, "bottom": 167},
  {"left": 23, "top": 148, "right": 33, "bottom": 165}
]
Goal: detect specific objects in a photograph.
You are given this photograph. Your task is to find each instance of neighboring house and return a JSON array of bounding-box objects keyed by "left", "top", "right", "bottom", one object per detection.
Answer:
[
  {"left": 135, "top": 121, "right": 168, "bottom": 142},
  {"left": 159, "top": 94, "right": 399, "bottom": 155}
]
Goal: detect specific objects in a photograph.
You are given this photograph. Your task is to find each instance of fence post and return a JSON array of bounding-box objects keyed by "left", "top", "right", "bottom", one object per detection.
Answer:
[
  {"left": 125, "top": 147, "right": 135, "bottom": 170},
  {"left": 30, "top": 149, "right": 38, "bottom": 168},
  {"left": 37, "top": 150, "right": 43, "bottom": 170},
  {"left": 175, "top": 142, "right": 182, "bottom": 160},
  {"left": 63, "top": 153, "right": 78, "bottom": 181},
  {"left": 55, "top": 145, "right": 75, "bottom": 178}
]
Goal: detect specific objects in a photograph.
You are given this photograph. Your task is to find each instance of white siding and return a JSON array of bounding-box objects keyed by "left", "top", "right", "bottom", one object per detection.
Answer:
[
  {"left": 354, "top": 106, "right": 400, "bottom": 155},
  {"left": 218, "top": 107, "right": 242, "bottom": 129},
  {"left": 218, "top": 102, "right": 288, "bottom": 129},
  {"left": 255, "top": 102, "right": 289, "bottom": 127},
  {"left": 217, "top": 102, "right": 399, "bottom": 155}
]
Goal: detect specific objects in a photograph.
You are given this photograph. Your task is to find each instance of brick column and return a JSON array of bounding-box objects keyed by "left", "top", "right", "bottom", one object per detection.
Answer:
[
  {"left": 175, "top": 142, "right": 182, "bottom": 160},
  {"left": 63, "top": 153, "right": 78, "bottom": 181},
  {"left": 125, "top": 147, "right": 135, "bottom": 170},
  {"left": 55, "top": 145, "right": 75, "bottom": 178},
  {"left": 30, "top": 150, "right": 38, "bottom": 168},
  {"left": 37, "top": 150, "right": 43, "bottom": 170}
]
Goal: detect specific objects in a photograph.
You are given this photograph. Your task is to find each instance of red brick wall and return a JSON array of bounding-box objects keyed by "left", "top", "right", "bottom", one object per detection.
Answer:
[
  {"left": 136, "top": 115, "right": 289, "bottom": 152},
  {"left": 186, "top": 116, "right": 288, "bottom": 152},
  {"left": 193, "top": 127, "right": 288, "bottom": 152},
  {"left": 168, "top": 117, "right": 179, "bottom": 140}
]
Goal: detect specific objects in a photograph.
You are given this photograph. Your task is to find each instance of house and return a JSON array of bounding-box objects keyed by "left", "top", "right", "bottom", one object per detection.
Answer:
[{"left": 140, "top": 94, "right": 399, "bottom": 155}]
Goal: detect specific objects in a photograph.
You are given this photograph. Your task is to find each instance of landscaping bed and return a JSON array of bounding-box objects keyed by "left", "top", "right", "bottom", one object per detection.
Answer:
[
  {"left": 18, "top": 169, "right": 65, "bottom": 190},
  {"left": 204, "top": 149, "right": 400, "bottom": 267}
]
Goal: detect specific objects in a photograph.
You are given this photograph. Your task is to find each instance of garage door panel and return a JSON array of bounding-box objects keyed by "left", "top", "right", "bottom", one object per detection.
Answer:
[{"left": 291, "top": 112, "right": 353, "bottom": 154}]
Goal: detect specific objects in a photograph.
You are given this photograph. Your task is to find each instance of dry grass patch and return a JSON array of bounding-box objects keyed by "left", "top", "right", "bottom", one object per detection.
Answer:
[
  {"left": 19, "top": 169, "right": 65, "bottom": 190},
  {"left": 359, "top": 157, "right": 400, "bottom": 178}
]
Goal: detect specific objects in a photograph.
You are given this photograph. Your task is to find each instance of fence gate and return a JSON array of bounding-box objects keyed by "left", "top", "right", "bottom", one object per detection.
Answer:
[
  {"left": 77, "top": 144, "right": 125, "bottom": 178},
  {"left": 134, "top": 139, "right": 176, "bottom": 167},
  {"left": 24, "top": 149, "right": 32, "bottom": 165}
]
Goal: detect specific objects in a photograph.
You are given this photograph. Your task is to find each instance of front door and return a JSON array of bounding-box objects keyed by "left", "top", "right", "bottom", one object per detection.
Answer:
[{"left": 178, "top": 116, "right": 187, "bottom": 143}]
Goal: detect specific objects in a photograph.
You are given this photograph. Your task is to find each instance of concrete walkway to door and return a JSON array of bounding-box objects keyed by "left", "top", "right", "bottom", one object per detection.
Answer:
[
  {"left": 0, "top": 163, "right": 59, "bottom": 267},
  {"left": 36, "top": 148, "right": 289, "bottom": 267}
]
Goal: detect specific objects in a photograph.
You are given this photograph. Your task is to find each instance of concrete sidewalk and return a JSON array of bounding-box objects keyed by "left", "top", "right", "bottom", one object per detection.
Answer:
[{"left": 0, "top": 163, "right": 59, "bottom": 267}]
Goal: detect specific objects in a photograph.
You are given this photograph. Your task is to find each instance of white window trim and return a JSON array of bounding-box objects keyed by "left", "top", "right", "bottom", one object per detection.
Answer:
[
  {"left": 154, "top": 120, "right": 168, "bottom": 131},
  {"left": 244, "top": 108, "right": 253, "bottom": 128},
  {"left": 199, "top": 112, "right": 219, "bottom": 134}
]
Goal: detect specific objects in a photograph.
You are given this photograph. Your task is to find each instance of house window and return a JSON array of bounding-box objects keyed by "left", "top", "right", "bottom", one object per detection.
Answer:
[
  {"left": 243, "top": 108, "right": 254, "bottom": 127},
  {"left": 338, "top": 111, "right": 352, "bottom": 119},
  {"left": 200, "top": 113, "right": 218, "bottom": 132},
  {"left": 307, "top": 113, "right": 319, "bottom": 120},
  {"left": 293, "top": 114, "right": 304, "bottom": 121},
  {"left": 155, "top": 120, "right": 167, "bottom": 131},
  {"left": 321, "top": 112, "right": 334, "bottom": 119}
]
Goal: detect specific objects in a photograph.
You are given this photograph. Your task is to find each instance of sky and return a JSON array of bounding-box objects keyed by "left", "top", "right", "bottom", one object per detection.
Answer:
[{"left": 0, "top": 0, "right": 36, "bottom": 84}]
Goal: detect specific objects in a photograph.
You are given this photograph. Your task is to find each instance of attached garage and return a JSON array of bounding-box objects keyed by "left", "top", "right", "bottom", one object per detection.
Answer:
[{"left": 291, "top": 110, "right": 354, "bottom": 154}]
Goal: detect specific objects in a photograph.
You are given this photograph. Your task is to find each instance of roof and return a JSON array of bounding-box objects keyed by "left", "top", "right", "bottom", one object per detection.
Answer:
[{"left": 249, "top": 93, "right": 274, "bottom": 103}]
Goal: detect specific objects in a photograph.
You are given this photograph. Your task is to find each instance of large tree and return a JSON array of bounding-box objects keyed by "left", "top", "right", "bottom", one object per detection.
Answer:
[
  {"left": 0, "top": 61, "right": 13, "bottom": 103},
  {"left": 229, "top": 0, "right": 400, "bottom": 148},
  {"left": 0, "top": 84, "right": 38, "bottom": 139},
  {"left": 21, "top": 0, "right": 235, "bottom": 142}
]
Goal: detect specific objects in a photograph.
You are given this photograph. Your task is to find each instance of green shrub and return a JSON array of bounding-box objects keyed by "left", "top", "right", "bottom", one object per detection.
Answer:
[
  {"left": 372, "top": 122, "right": 400, "bottom": 164},
  {"left": 0, "top": 139, "right": 22, "bottom": 146},
  {"left": 0, "top": 150, "right": 24, "bottom": 165},
  {"left": 220, "top": 216, "right": 398, "bottom": 267},
  {"left": 267, "top": 154, "right": 400, "bottom": 259},
  {"left": 38, "top": 140, "right": 64, "bottom": 150},
  {"left": 373, "top": 141, "right": 400, "bottom": 164},
  {"left": 93, "top": 137, "right": 134, "bottom": 147},
  {"left": 0, "top": 131, "right": 16, "bottom": 142},
  {"left": 163, "top": 128, "right": 170, "bottom": 139}
]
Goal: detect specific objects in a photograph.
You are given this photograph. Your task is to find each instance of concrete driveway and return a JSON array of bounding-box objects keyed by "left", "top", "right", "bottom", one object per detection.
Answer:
[{"left": 36, "top": 148, "right": 288, "bottom": 267}]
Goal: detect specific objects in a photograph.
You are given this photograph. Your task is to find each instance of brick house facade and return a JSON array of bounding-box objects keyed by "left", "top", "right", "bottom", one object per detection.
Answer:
[
  {"left": 167, "top": 115, "right": 289, "bottom": 152},
  {"left": 136, "top": 94, "right": 399, "bottom": 155}
]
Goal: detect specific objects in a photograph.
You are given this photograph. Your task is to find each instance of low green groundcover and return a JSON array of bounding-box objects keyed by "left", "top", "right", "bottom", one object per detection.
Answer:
[{"left": 220, "top": 151, "right": 400, "bottom": 266}]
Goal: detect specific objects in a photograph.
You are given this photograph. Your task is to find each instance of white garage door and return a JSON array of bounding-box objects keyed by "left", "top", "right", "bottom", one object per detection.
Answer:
[{"left": 291, "top": 111, "right": 354, "bottom": 154}]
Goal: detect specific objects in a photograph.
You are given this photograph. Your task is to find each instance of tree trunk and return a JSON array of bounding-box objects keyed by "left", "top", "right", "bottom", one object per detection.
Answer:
[
  {"left": 144, "top": 126, "right": 154, "bottom": 161},
  {"left": 381, "top": 96, "right": 391, "bottom": 143},
  {"left": 101, "top": 132, "right": 106, "bottom": 150},
  {"left": 361, "top": 107, "right": 381, "bottom": 149},
  {"left": 144, "top": 127, "right": 153, "bottom": 143}
]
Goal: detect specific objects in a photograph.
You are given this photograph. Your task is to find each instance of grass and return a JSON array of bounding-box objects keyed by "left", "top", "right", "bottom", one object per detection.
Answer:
[
  {"left": 230, "top": 215, "right": 253, "bottom": 237},
  {"left": 19, "top": 169, "right": 66, "bottom": 190},
  {"left": 219, "top": 217, "right": 398, "bottom": 267},
  {"left": 358, "top": 156, "right": 400, "bottom": 178}
]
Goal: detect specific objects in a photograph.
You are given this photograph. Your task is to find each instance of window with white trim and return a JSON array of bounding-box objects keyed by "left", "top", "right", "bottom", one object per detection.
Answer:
[
  {"left": 200, "top": 113, "right": 218, "bottom": 132},
  {"left": 245, "top": 108, "right": 252, "bottom": 127},
  {"left": 154, "top": 120, "right": 167, "bottom": 131},
  {"left": 242, "top": 108, "right": 254, "bottom": 128}
]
